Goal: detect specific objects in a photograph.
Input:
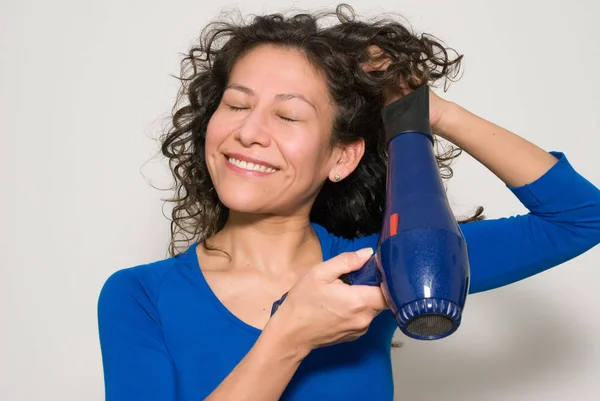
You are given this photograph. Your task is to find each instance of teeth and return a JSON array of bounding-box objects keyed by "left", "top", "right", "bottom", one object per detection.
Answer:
[{"left": 228, "top": 157, "right": 277, "bottom": 173}]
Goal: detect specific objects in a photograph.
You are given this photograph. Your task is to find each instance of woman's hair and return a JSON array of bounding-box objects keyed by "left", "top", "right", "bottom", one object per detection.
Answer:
[{"left": 160, "top": 3, "right": 484, "bottom": 256}]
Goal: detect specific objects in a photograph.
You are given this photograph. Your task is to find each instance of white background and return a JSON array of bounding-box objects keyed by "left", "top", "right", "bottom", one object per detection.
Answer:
[{"left": 1, "top": 0, "right": 599, "bottom": 400}]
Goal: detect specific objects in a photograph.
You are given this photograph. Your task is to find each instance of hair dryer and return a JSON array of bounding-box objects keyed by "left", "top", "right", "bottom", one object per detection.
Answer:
[{"left": 271, "top": 85, "right": 470, "bottom": 340}]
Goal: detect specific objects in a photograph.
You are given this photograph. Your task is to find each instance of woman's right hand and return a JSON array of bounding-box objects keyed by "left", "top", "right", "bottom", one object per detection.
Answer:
[{"left": 267, "top": 247, "right": 388, "bottom": 355}]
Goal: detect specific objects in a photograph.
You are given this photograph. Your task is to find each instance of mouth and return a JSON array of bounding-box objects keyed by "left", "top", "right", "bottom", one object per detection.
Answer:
[{"left": 224, "top": 154, "right": 279, "bottom": 174}]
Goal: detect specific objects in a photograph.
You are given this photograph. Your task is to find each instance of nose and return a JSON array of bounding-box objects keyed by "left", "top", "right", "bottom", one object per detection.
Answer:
[{"left": 234, "top": 108, "right": 272, "bottom": 148}]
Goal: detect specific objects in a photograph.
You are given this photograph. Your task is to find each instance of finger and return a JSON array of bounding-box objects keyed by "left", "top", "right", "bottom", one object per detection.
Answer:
[
  {"left": 362, "top": 45, "right": 392, "bottom": 72},
  {"left": 362, "top": 64, "right": 377, "bottom": 73},
  {"left": 397, "top": 79, "right": 413, "bottom": 96},
  {"left": 316, "top": 248, "right": 374, "bottom": 282},
  {"left": 366, "top": 45, "right": 384, "bottom": 58},
  {"left": 362, "top": 59, "right": 392, "bottom": 73},
  {"left": 352, "top": 286, "right": 389, "bottom": 312}
]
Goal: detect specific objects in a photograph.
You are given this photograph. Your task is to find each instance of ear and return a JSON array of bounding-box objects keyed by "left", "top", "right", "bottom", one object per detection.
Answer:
[{"left": 328, "top": 139, "right": 365, "bottom": 182}]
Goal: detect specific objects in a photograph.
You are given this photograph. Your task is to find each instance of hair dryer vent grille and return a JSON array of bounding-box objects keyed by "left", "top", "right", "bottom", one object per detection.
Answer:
[
  {"left": 406, "top": 315, "right": 454, "bottom": 338},
  {"left": 397, "top": 298, "right": 462, "bottom": 340}
]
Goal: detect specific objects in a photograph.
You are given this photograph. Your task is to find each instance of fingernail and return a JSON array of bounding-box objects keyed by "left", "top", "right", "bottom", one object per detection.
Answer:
[{"left": 355, "top": 247, "right": 373, "bottom": 258}]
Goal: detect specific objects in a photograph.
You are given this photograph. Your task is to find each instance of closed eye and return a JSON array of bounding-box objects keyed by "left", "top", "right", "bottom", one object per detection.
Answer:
[
  {"left": 226, "top": 104, "right": 297, "bottom": 122},
  {"left": 227, "top": 105, "right": 248, "bottom": 112},
  {"left": 278, "top": 115, "right": 297, "bottom": 122}
]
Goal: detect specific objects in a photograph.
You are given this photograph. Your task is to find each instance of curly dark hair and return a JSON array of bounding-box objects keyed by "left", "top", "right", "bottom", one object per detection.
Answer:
[{"left": 160, "top": 3, "right": 484, "bottom": 256}]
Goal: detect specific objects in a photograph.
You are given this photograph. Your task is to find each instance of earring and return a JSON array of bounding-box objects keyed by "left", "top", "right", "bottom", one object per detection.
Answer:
[{"left": 334, "top": 174, "right": 341, "bottom": 181}]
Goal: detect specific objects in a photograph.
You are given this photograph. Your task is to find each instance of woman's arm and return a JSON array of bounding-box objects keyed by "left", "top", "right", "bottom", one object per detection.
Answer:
[
  {"left": 436, "top": 101, "right": 559, "bottom": 187},
  {"left": 98, "top": 269, "right": 177, "bottom": 400},
  {"left": 433, "top": 101, "right": 600, "bottom": 293},
  {"left": 459, "top": 151, "right": 600, "bottom": 293},
  {"left": 204, "top": 315, "right": 307, "bottom": 401}
]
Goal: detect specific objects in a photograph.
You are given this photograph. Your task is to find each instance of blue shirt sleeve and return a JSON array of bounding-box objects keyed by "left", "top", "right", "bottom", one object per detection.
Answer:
[
  {"left": 460, "top": 151, "right": 600, "bottom": 293},
  {"left": 98, "top": 268, "right": 177, "bottom": 401}
]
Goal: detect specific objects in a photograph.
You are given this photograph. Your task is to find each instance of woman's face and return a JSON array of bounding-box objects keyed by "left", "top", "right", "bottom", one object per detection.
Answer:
[{"left": 205, "top": 44, "right": 360, "bottom": 216}]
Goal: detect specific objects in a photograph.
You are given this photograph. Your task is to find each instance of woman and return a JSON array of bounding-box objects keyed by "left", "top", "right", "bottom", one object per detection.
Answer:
[{"left": 98, "top": 5, "right": 600, "bottom": 401}]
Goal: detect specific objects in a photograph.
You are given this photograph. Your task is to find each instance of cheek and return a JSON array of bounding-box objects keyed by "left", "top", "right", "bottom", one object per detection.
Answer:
[
  {"left": 205, "top": 111, "right": 233, "bottom": 158},
  {"left": 281, "top": 133, "right": 332, "bottom": 178},
  {"left": 204, "top": 115, "right": 228, "bottom": 182},
  {"left": 205, "top": 113, "right": 225, "bottom": 146}
]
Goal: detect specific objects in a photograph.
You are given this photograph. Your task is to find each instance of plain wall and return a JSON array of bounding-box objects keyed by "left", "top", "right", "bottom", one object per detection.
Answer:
[{"left": 1, "top": 0, "right": 599, "bottom": 400}]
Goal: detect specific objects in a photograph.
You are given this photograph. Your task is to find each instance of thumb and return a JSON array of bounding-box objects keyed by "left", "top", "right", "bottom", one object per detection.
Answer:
[{"left": 317, "top": 248, "right": 374, "bottom": 282}]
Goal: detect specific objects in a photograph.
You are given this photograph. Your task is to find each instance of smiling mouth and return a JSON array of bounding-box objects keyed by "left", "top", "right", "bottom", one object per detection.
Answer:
[{"left": 226, "top": 156, "right": 278, "bottom": 173}]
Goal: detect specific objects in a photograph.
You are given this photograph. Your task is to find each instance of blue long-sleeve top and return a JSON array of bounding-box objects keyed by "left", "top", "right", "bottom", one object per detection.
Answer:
[{"left": 98, "top": 151, "right": 600, "bottom": 401}]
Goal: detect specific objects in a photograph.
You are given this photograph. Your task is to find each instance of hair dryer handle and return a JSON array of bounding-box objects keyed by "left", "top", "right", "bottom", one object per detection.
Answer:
[{"left": 270, "top": 255, "right": 379, "bottom": 316}]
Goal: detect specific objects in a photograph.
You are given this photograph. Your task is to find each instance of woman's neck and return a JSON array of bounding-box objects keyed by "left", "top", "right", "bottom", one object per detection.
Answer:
[{"left": 204, "top": 212, "right": 323, "bottom": 275}]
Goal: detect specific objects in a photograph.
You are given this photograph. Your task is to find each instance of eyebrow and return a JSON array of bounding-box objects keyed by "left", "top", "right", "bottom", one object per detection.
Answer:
[{"left": 225, "top": 84, "right": 317, "bottom": 111}]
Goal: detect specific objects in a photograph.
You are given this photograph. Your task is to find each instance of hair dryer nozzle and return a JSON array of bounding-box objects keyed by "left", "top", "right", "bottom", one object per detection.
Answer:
[{"left": 397, "top": 298, "right": 462, "bottom": 340}]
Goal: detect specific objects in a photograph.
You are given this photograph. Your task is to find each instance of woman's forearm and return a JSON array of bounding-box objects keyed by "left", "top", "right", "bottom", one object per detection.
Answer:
[
  {"left": 205, "top": 318, "right": 308, "bottom": 401},
  {"left": 437, "top": 103, "right": 559, "bottom": 187}
]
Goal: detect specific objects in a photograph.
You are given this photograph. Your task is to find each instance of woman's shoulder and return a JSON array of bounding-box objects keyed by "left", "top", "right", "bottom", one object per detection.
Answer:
[
  {"left": 98, "top": 244, "right": 199, "bottom": 307},
  {"left": 311, "top": 222, "right": 380, "bottom": 260}
]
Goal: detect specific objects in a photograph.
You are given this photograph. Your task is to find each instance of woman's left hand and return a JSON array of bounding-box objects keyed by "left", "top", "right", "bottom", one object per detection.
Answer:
[{"left": 361, "top": 45, "right": 453, "bottom": 135}]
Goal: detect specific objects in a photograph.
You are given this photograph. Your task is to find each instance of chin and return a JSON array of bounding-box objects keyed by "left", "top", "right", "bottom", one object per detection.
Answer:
[{"left": 216, "top": 186, "right": 277, "bottom": 214}]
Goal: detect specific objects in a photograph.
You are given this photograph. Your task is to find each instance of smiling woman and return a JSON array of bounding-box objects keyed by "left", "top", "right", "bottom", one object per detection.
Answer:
[{"left": 97, "top": 3, "right": 600, "bottom": 401}]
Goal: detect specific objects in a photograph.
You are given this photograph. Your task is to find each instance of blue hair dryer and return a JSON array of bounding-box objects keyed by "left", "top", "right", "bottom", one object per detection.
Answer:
[{"left": 272, "top": 85, "right": 470, "bottom": 340}]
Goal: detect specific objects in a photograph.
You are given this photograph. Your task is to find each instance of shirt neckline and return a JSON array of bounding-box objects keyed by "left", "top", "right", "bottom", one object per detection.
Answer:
[{"left": 182, "top": 222, "right": 331, "bottom": 337}]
